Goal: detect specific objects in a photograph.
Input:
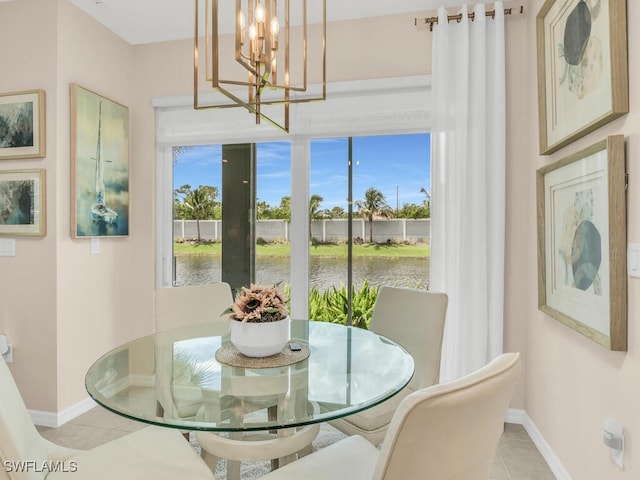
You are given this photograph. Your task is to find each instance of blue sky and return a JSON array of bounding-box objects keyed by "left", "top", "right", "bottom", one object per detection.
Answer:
[{"left": 174, "top": 133, "right": 430, "bottom": 211}]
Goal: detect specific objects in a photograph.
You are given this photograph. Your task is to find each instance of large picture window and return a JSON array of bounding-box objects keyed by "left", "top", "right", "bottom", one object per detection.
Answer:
[
  {"left": 155, "top": 75, "right": 432, "bottom": 322},
  {"left": 169, "top": 133, "right": 429, "bottom": 327}
]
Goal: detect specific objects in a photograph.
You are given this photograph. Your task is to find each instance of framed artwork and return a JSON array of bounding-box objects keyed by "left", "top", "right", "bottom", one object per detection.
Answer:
[
  {"left": 536, "top": 0, "right": 628, "bottom": 155},
  {"left": 0, "top": 169, "right": 46, "bottom": 236},
  {"left": 537, "top": 135, "right": 626, "bottom": 350},
  {"left": 0, "top": 90, "right": 45, "bottom": 159},
  {"left": 71, "top": 84, "right": 129, "bottom": 238}
]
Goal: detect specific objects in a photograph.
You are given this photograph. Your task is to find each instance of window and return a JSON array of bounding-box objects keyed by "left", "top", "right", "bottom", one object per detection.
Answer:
[
  {"left": 173, "top": 144, "right": 223, "bottom": 286},
  {"left": 171, "top": 142, "right": 292, "bottom": 288},
  {"left": 156, "top": 75, "right": 432, "bottom": 319},
  {"left": 309, "top": 134, "right": 430, "bottom": 326}
]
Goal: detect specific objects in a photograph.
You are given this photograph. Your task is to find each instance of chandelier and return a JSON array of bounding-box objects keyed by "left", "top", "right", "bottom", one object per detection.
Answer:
[{"left": 194, "top": 0, "right": 326, "bottom": 132}]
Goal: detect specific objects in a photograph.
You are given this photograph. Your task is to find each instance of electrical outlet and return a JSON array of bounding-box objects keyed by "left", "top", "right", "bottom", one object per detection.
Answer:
[
  {"left": 629, "top": 244, "right": 640, "bottom": 278},
  {"left": 1, "top": 344, "right": 13, "bottom": 363},
  {"left": 604, "top": 417, "right": 624, "bottom": 470}
]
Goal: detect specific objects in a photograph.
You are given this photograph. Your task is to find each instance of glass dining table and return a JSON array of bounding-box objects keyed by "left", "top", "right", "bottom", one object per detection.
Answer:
[{"left": 85, "top": 319, "right": 415, "bottom": 432}]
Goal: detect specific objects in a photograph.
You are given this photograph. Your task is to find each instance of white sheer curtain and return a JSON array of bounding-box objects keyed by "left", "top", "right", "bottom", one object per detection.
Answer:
[{"left": 430, "top": 2, "right": 506, "bottom": 381}]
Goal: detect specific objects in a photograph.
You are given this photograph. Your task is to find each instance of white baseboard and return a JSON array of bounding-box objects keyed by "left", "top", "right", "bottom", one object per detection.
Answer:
[
  {"left": 30, "top": 397, "right": 97, "bottom": 428},
  {"left": 505, "top": 407, "right": 527, "bottom": 424},
  {"left": 506, "top": 408, "right": 572, "bottom": 480},
  {"left": 29, "top": 374, "right": 154, "bottom": 428}
]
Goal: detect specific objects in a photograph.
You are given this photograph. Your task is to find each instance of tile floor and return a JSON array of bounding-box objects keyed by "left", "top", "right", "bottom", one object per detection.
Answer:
[
  {"left": 491, "top": 424, "right": 556, "bottom": 480},
  {"left": 36, "top": 407, "right": 556, "bottom": 479}
]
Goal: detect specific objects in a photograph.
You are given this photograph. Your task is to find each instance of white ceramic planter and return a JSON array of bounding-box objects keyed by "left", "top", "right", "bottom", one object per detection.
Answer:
[{"left": 230, "top": 317, "right": 291, "bottom": 357}]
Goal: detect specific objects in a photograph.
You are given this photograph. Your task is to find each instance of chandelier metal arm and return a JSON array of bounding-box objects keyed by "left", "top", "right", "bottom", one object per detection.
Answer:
[{"left": 194, "top": 0, "right": 326, "bottom": 133}]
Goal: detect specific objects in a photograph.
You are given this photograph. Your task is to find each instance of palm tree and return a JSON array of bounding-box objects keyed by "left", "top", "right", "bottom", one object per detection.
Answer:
[
  {"left": 309, "top": 194, "right": 324, "bottom": 219},
  {"left": 174, "top": 184, "right": 218, "bottom": 242},
  {"left": 355, "top": 187, "right": 392, "bottom": 243},
  {"left": 420, "top": 187, "right": 431, "bottom": 209},
  {"left": 309, "top": 194, "right": 323, "bottom": 241},
  {"left": 419, "top": 187, "right": 431, "bottom": 218}
]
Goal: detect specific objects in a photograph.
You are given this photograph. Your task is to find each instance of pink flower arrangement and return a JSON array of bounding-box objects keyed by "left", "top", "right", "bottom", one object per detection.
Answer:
[{"left": 225, "top": 283, "right": 289, "bottom": 323}]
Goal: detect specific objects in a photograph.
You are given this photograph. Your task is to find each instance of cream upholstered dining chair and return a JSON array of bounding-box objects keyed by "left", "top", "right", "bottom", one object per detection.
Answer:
[
  {"left": 260, "top": 352, "right": 521, "bottom": 480},
  {"left": 329, "top": 286, "right": 448, "bottom": 446},
  {"left": 155, "top": 282, "right": 234, "bottom": 332},
  {"left": 0, "top": 357, "right": 214, "bottom": 480},
  {"left": 154, "top": 283, "right": 234, "bottom": 422},
  {"left": 154, "top": 283, "right": 319, "bottom": 479}
]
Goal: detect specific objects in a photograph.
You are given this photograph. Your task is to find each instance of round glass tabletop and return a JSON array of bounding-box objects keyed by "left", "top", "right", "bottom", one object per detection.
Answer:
[{"left": 86, "top": 319, "right": 414, "bottom": 432}]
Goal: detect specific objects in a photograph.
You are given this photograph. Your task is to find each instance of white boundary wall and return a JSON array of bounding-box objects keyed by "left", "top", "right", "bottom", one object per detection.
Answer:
[{"left": 174, "top": 218, "right": 430, "bottom": 243}]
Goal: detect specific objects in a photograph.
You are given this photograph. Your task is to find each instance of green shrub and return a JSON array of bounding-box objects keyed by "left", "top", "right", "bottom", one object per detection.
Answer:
[{"left": 308, "top": 281, "right": 378, "bottom": 329}]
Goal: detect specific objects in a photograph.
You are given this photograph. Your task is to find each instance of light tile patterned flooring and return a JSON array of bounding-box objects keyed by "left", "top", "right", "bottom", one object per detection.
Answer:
[{"left": 36, "top": 407, "right": 556, "bottom": 479}]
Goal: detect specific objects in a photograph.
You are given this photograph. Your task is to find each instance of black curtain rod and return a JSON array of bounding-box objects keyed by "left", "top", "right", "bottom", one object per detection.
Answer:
[{"left": 415, "top": 5, "right": 524, "bottom": 31}]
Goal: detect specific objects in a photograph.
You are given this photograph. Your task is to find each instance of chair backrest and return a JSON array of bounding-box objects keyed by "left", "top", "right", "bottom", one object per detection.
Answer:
[
  {"left": 373, "top": 352, "right": 521, "bottom": 480},
  {"left": 0, "top": 358, "right": 49, "bottom": 480},
  {"left": 155, "top": 282, "right": 233, "bottom": 331},
  {"left": 154, "top": 283, "right": 234, "bottom": 419},
  {"left": 370, "top": 287, "right": 448, "bottom": 390}
]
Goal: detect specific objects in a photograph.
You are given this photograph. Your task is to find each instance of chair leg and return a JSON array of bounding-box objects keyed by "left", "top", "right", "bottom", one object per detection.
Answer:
[
  {"left": 274, "top": 427, "right": 303, "bottom": 468},
  {"left": 200, "top": 449, "right": 220, "bottom": 472},
  {"left": 225, "top": 431, "right": 243, "bottom": 480},
  {"left": 226, "top": 459, "right": 241, "bottom": 480},
  {"left": 269, "top": 407, "right": 280, "bottom": 470},
  {"left": 298, "top": 441, "right": 313, "bottom": 458}
]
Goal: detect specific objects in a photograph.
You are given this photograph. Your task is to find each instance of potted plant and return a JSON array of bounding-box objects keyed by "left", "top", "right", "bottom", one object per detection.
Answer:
[{"left": 224, "top": 283, "right": 290, "bottom": 357}]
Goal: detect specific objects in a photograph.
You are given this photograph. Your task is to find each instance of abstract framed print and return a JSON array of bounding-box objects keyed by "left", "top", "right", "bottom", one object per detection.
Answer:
[
  {"left": 0, "top": 90, "right": 45, "bottom": 159},
  {"left": 536, "top": 0, "right": 628, "bottom": 154},
  {"left": 537, "top": 136, "right": 626, "bottom": 350},
  {"left": 0, "top": 169, "right": 46, "bottom": 236}
]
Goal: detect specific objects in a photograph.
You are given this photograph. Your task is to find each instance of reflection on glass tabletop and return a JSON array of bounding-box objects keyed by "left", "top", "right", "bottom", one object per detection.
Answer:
[{"left": 85, "top": 320, "right": 414, "bottom": 432}]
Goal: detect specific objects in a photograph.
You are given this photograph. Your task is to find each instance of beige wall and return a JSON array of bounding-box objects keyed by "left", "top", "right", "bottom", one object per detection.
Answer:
[
  {"left": 0, "top": 0, "right": 60, "bottom": 412},
  {"left": 504, "top": 12, "right": 530, "bottom": 410},
  {"left": 54, "top": 0, "right": 144, "bottom": 410},
  {"left": 525, "top": 1, "right": 640, "bottom": 478},
  {"left": 0, "top": 0, "right": 153, "bottom": 412},
  {"left": 2, "top": 0, "right": 638, "bottom": 478}
]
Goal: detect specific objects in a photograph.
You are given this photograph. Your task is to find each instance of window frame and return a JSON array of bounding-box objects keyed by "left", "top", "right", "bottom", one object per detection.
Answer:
[{"left": 154, "top": 75, "right": 432, "bottom": 318}]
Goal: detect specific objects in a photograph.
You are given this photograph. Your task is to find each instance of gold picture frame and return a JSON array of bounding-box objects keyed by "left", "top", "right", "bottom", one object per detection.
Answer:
[
  {"left": 536, "top": 0, "right": 628, "bottom": 155},
  {"left": 537, "top": 135, "right": 626, "bottom": 350},
  {"left": 0, "top": 169, "right": 46, "bottom": 236},
  {"left": 0, "top": 90, "right": 45, "bottom": 159},
  {"left": 70, "top": 84, "right": 129, "bottom": 238}
]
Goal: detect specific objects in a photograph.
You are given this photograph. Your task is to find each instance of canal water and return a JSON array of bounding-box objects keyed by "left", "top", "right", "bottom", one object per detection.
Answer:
[{"left": 175, "top": 255, "right": 430, "bottom": 291}]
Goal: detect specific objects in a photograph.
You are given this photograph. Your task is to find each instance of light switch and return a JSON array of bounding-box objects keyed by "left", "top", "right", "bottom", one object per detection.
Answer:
[
  {"left": 0, "top": 239, "right": 16, "bottom": 257},
  {"left": 629, "top": 244, "right": 640, "bottom": 278},
  {"left": 90, "top": 238, "right": 100, "bottom": 255}
]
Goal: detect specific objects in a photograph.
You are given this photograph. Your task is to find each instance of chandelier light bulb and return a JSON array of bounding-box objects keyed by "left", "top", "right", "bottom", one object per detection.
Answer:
[
  {"left": 271, "top": 16, "right": 280, "bottom": 35},
  {"left": 255, "top": 3, "right": 265, "bottom": 22},
  {"left": 248, "top": 24, "right": 257, "bottom": 40}
]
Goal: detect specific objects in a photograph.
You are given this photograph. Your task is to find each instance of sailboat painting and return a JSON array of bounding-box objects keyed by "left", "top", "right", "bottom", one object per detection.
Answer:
[{"left": 71, "top": 85, "right": 129, "bottom": 237}]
